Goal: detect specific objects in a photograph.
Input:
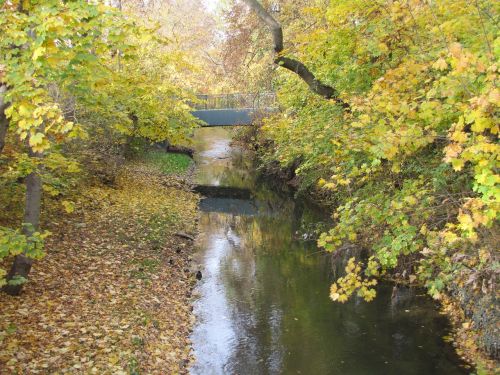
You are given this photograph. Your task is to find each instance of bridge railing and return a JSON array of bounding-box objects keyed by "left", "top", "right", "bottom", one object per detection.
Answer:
[{"left": 193, "top": 92, "right": 277, "bottom": 110}]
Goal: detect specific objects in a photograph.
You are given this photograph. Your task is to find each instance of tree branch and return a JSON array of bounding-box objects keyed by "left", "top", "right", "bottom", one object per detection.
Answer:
[
  {"left": 242, "top": 0, "right": 283, "bottom": 53},
  {"left": 241, "top": 0, "right": 349, "bottom": 108}
]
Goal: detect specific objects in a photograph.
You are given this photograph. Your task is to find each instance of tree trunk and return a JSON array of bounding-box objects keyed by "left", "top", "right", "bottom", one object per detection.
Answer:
[
  {"left": 0, "top": 85, "right": 8, "bottom": 154},
  {"left": 3, "top": 146, "right": 43, "bottom": 296},
  {"left": 241, "top": 0, "right": 349, "bottom": 109}
]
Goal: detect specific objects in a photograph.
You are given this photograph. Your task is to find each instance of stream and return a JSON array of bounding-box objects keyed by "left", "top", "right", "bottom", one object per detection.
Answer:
[{"left": 190, "top": 127, "right": 468, "bottom": 375}]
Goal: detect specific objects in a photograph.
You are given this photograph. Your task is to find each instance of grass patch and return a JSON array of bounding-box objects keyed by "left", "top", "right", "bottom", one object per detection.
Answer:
[{"left": 144, "top": 151, "right": 192, "bottom": 175}]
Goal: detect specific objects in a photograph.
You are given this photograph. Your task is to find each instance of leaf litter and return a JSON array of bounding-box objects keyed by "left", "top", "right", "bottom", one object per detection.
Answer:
[{"left": 0, "top": 161, "right": 199, "bottom": 374}]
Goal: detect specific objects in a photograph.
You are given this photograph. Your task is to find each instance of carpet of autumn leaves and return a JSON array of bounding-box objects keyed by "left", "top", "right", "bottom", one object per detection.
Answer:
[{"left": 0, "top": 161, "right": 199, "bottom": 374}]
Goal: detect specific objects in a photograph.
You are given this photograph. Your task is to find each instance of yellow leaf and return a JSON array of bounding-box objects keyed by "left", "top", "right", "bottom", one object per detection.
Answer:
[
  {"left": 33, "top": 47, "right": 45, "bottom": 61},
  {"left": 378, "top": 42, "right": 389, "bottom": 53},
  {"left": 458, "top": 212, "right": 475, "bottom": 231},
  {"left": 488, "top": 89, "right": 500, "bottom": 106},
  {"left": 449, "top": 42, "right": 462, "bottom": 58},
  {"left": 444, "top": 143, "right": 462, "bottom": 162},
  {"left": 18, "top": 104, "right": 31, "bottom": 117},
  {"left": 62, "top": 200, "right": 75, "bottom": 213},
  {"left": 338, "top": 294, "right": 348, "bottom": 303},
  {"left": 471, "top": 116, "right": 492, "bottom": 133},
  {"left": 29, "top": 132, "right": 44, "bottom": 147},
  {"left": 18, "top": 119, "right": 30, "bottom": 130},
  {"left": 108, "top": 354, "right": 120, "bottom": 365},
  {"left": 404, "top": 196, "right": 417, "bottom": 205},
  {"left": 433, "top": 57, "right": 448, "bottom": 71}
]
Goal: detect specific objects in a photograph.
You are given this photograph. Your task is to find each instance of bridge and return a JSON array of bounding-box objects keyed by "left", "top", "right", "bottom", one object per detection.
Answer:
[{"left": 191, "top": 92, "right": 277, "bottom": 126}]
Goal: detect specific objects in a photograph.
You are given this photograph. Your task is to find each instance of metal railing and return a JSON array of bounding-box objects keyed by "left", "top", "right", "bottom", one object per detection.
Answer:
[{"left": 193, "top": 92, "right": 277, "bottom": 110}]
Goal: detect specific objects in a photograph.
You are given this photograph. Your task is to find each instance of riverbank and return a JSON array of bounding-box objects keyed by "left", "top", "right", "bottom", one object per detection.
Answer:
[
  {"left": 264, "top": 157, "right": 497, "bottom": 372},
  {"left": 0, "top": 156, "right": 199, "bottom": 373},
  {"left": 233, "top": 126, "right": 498, "bottom": 373}
]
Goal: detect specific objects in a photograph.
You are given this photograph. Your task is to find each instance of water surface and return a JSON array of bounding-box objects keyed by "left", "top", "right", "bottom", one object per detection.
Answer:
[{"left": 191, "top": 127, "right": 467, "bottom": 375}]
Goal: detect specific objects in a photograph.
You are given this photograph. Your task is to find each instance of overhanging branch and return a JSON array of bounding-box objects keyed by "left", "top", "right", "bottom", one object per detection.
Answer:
[{"left": 242, "top": 0, "right": 349, "bottom": 109}]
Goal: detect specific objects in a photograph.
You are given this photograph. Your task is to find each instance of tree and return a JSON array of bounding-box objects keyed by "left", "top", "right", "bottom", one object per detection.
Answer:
[
  {"left": 0, "top": 0, "right": 198, "bottom": 294},
  {"left": 243, "top": 0, "right": 499, "bottom": 310},
  {"left": 241, "top": 0, "right": 349, "bottom": 108},
  {"left": 2, "top": 138, "right": 43, "bottom": 296},
  {"left": 121, "top": 0, "right": 222, "bottom": 92}
]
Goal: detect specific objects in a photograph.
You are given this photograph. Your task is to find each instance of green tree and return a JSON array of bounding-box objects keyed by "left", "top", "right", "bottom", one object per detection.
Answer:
[{"left": 0, "top": 0, "right": 197, "bottom": 294}]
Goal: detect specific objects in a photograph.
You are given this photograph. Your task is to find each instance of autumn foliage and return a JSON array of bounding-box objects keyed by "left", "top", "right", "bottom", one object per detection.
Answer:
[
  {"left": 0, "top": 0, "right": 198, "bottom": 288},
  {"left": 232, "top": 0, "right": 498, "bottom": 366}
]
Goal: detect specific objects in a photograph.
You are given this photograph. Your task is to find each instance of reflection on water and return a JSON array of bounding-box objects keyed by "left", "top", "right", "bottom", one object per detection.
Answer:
[
  {"left": 191, "top": 127, "right": 467, "bottom": 375},
  {"left": 193, "top": 127, "right": 255, "bottom": 188}
]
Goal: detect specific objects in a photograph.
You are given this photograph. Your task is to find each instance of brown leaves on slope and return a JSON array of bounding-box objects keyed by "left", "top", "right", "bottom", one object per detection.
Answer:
[{"left": 0, "top": 162, "right": 199, "bottom": 374}]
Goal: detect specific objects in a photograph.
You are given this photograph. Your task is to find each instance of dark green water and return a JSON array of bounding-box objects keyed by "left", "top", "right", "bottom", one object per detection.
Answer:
[{"left": 190, "top": 127, "right": 469, "bottom": 375}]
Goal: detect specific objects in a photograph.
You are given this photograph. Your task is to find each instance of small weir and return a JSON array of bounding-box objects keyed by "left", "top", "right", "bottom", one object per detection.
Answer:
[
  {"left": 193, "top": 185, "right": 252, "bottom": 200},
  {"left": 190, "top": 127, "right": 468, "bottom": 374}
]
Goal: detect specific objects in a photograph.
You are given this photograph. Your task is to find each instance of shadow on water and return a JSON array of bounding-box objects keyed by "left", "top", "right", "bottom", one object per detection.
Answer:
[{"left": 190, "top": 127, "right": 469, "bottom": 375}]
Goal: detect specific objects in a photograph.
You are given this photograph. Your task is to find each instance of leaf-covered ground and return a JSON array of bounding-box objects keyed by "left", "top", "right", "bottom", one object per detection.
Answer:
[{"left": 0, "top": 161, "right": 199, "bottom": 374}]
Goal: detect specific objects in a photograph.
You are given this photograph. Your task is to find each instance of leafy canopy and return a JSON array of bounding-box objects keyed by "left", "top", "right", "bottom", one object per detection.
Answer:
[{"left": 0, "top": 0, "right": 198, "bottom": 285}]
